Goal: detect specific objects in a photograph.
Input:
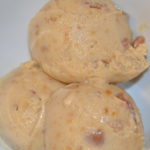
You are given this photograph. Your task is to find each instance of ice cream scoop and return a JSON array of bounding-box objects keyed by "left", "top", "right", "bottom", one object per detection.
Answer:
[
  {"left": 29, "top": 0, "right": 149, "bottom": 83},
  {"left": 0, "top": 61, "right": 64, "bottom": 150},
  {"left": 45, "top": 82, "right": 144, "bottom": 150}
]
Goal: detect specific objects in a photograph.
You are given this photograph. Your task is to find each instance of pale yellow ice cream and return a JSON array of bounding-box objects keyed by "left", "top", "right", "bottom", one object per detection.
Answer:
[
  {"left": 45, "top": 82, "right": 144, "bottom": 150},
  {"left": 0, "top": 61, "right": 64, "bottom": 150},
  {"left": 29, "top": 0, "right": 149, "bottom": 83}
]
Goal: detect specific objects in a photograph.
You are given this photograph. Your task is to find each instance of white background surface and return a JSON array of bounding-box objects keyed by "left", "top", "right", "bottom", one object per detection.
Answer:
[{"left": 0, "top": 0, "right": 150, "bottom": 149}]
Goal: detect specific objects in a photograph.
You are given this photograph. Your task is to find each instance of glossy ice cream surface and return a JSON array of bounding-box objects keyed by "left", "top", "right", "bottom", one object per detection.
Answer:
[
  {"left": 45, "top": 82, "right": 144, "bottom": 150},
  {"left": 0, "top": 61, "right": 64, "bottom": 150}
]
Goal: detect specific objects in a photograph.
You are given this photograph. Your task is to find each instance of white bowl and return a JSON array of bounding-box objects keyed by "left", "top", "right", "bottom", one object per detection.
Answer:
[{"left": 0, "top": 0, "right": 149, "bottom": 149}]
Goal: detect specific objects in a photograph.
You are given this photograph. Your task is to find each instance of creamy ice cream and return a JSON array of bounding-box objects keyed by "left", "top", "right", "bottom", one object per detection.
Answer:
[
  {"left": 29, "top": 0, "right": 149, "bottom": 83},
  {"left": 45, "top": 82, "right": 144, "bottom": 150},
  {"left": 0, "top": 61, "right": 64, "bottom": 150},
  {"left": 0, "top": 0, "right": 147, "bottom": 149}
]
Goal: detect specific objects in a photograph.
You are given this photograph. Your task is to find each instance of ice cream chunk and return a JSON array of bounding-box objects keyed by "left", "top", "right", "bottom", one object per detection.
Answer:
[
  {"left": 45, "top": 82, "right": 144, "bottom": 150},
  {"left": 0, "top": 61, "right": 64, "bottom": 150},
  {"left": 29, "top": 0, "right": 149, "bottom": 83}
]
